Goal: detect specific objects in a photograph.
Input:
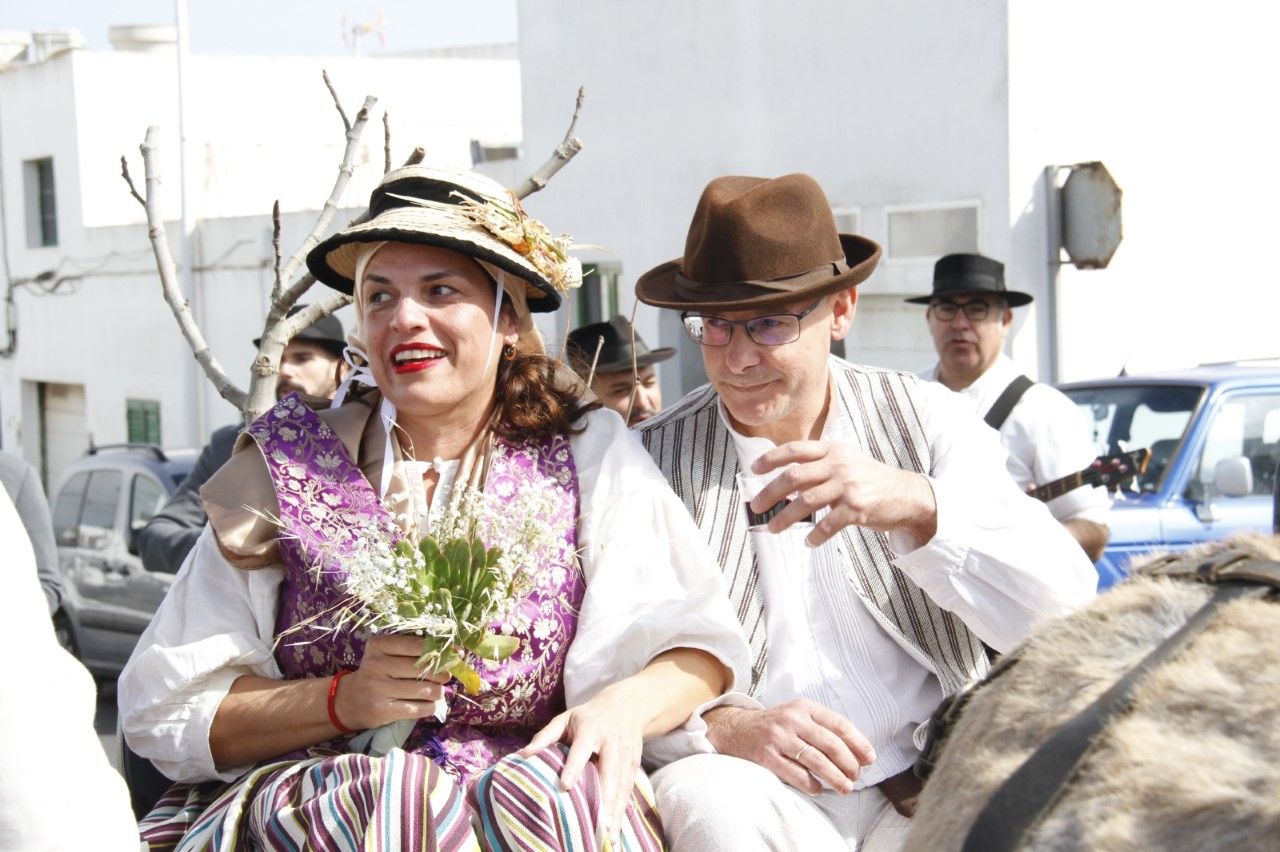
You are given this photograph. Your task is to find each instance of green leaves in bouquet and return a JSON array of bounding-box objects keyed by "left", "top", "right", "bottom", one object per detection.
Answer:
[{"left": 403, "top": 533, "right": 519, "bottom": 695}]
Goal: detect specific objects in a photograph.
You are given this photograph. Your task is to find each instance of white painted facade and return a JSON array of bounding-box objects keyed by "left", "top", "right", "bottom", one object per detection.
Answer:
[
  {"left": 0, "top": 46, "right": 520, "bottom": 487},
  {"left": 512, "top": 0, "right": 1280, "bottom": 400}
]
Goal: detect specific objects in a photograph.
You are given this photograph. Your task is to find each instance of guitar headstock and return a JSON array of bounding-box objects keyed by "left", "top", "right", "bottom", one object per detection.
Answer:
[{"left": 1085, "top": 448, "right": 1152, "bottom": 492}]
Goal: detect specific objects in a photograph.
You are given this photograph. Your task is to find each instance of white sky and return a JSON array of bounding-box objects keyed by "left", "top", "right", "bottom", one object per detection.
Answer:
[{"left": 1, "top": 0, "right": 517, "bottom": 55}]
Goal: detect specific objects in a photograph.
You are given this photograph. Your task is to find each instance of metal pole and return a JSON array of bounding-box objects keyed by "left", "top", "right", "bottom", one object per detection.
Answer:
[
  {"left": 174, "top": 0, "right": 206, "bottom": 443},
  {"left": 1042, "top": 165, "right": 1063, "bottom": 384}
]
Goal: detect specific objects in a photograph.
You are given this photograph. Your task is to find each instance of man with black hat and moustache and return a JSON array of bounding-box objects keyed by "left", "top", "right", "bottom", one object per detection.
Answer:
[
  {"left": 634, "top": 174, "right": 1096, "bottom": 850},
  {"left": 136, "top": 307, "right": 349, "bottom": 575},
  {"left": 910, "top": 254, "right": 1110, "bottom": 561},
  {"left": 566, "top": 315, "right": 676, "bottom": 426}
]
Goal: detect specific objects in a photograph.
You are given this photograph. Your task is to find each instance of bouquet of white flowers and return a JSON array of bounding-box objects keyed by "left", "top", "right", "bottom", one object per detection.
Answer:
[{"left": 277, "top": 481, "right": 564, "bottom": 754}]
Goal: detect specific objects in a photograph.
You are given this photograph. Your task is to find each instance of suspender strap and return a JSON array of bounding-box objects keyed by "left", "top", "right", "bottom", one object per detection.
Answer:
[
  {"left": 960, "top": 580, "right": 1272, "bottom": 852},
  {"left": 984, "top": 375, "right": 1035, "bottom": 430}
]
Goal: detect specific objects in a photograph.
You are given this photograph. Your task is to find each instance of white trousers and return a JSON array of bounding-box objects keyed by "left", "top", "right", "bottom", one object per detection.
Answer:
[{"left": 652, "top": 754, "right": 912, "bottom": 852}]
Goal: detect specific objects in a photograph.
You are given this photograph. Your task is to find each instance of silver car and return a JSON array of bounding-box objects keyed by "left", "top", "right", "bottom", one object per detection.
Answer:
[{"left": 49, "top": 444, "right": 195, "bottom": 677}]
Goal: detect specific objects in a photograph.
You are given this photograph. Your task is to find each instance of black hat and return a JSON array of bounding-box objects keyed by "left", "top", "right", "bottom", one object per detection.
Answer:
[
  {"left": 904, "top": 253, "right": 1032, "bottom": 307},
  {"left": 254, "top": 305, "right": 346, "bottom": 359},
  {"left": 566, "top": 316, "right": 676, "bottom": 376}
]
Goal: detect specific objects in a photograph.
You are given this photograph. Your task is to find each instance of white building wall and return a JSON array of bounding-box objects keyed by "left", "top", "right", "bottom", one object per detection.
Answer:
[
  {"left": 1009, "top": 1, "right": 1280, "bottom": 381},
  {"left": 0, "top": 48, "right": 520, "bottom": 485},
  {"left": 515, "top": 0, "right": 1010, "bottom": 398}
]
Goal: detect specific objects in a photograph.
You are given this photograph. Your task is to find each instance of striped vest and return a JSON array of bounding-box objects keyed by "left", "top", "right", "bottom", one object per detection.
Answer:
[{"left": 638, "top": 358, "right": 989, "bottom": 697}]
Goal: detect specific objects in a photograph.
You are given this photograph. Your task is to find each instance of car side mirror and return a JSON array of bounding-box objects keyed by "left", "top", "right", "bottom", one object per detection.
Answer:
[
  {"left": 1194, "top": 455, "right": 1253, "bottom": 522},
  {"left": 1213, "top": 456, "right": 1253, "bottom": 498}
]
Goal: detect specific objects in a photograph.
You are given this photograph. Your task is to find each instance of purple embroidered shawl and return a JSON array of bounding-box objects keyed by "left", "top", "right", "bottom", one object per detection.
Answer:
[{"left": 246, "top": 395, "right": 584, "bottom": 783}]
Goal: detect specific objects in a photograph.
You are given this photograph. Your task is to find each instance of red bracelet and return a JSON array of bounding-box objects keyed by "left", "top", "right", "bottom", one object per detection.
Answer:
[{"left": 327, "top": 669, "right": 356, "bottom": 735}]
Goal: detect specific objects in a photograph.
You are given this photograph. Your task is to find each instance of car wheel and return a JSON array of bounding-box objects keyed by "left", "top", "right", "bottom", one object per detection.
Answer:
[{"left": 53, "top": 611, "right": 80, "bottom": 658}]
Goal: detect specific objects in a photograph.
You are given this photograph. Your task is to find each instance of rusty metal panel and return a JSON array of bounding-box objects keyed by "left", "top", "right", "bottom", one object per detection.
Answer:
[{"left": 1062, "top": 161, "right": 1123, "bottom": 269}]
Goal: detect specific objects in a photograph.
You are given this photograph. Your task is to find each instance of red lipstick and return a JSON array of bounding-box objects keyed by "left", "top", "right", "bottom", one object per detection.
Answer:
[{"left": 389, "top": 342, "right": 445, "bottom": 374}]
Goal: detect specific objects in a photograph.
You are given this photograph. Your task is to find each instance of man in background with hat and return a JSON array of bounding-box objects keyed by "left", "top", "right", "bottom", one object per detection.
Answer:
[
  {"left": 137, "top": 307, "right": 348, "bottom": 575},
  {"left": 635, "top": 174, "right": 1095, "bottom": 849},
  {"left": 910, "top": 253, "right": 1110, "bottom": 561},
  {"left": 566, "top": 315, "right": 676, "bottom": 425}
]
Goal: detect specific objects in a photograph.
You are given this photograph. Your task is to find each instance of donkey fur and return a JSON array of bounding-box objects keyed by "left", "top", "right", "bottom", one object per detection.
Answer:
[{"left": 906, "top": 535, "right": 1280, "bottom": 852}]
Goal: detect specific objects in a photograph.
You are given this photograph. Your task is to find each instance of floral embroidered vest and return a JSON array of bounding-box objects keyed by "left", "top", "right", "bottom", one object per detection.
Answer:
[{"left": 246, "top": 395, "right": 584, "bottom": 782}]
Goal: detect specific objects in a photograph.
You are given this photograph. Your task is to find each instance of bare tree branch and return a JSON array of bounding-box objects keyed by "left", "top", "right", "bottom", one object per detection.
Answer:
[
  {"left": 138, "top": 126, "right": 247, "bottom": 411},
  {"left": 383, "top": 111, "right": 392, "bottom": 174},
  {"left": 322, "top": 69, "right": 352, "bottom": 132},
  {"left": 120, "top": 156, "right": 145, "bottom": 207},
  {"left": 267, "top": 201, "right": 283, "bottom": 301},
  {"left": 275, "top": 73, "right": 377, "bottom": 293},
  {"left": 277, "top": 146, "right": 426, "bottom": 308},
  {"left": 244, "top": 290, "right": 350, "bottom": 419},
  {"left": 513, "top": 87, "right": 586, "bottom": 200}
]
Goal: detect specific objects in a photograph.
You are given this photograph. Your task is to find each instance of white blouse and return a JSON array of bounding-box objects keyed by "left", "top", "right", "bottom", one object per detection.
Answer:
[{"left": 118, "top": 407, "right": 752, "bottom": 783}]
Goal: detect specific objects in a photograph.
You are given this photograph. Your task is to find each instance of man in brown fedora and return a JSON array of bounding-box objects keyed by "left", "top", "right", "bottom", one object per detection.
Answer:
[
  {"left": 909, "top": 253, "right": 1110, "bottom": 561},
  {"left": 566, "top": 315, "right": 676, "bottom": 425},
  {"left": 635, "top": 174, "right": 1096, "bottom": 849}
]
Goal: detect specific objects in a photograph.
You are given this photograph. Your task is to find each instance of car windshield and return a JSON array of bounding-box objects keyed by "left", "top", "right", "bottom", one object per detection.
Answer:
[{"left": 1062, "top": 383, "right": 1205, "bottom": 493}]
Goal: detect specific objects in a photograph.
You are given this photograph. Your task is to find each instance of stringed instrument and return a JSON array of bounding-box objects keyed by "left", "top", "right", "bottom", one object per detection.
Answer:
[{"left": 1027, "top": 448, "right": 1151, "bottom": 503}]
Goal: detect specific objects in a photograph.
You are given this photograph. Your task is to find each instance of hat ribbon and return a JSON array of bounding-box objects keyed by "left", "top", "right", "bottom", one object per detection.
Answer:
[{"left": 674, "top": 258, "right": 850, "bottom": 301}]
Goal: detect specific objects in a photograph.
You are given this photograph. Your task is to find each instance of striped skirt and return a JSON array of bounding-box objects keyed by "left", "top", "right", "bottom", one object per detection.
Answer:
[{"left": 139, "top": 745, "right": 664, "bottom": 851}]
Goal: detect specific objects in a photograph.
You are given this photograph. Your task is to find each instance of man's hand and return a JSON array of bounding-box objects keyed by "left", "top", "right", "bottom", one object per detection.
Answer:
[
  {"left": 750, "top": 441, "right": 938, "bottom": 548},
  {"left": 704, "top": 700, "right": 876, "bottom": 795}
]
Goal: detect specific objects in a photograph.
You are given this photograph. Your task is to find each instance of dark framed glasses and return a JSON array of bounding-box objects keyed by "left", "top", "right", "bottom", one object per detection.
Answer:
[
  {"left": 681, "top": 298, "right": 824, "bottom": 347},
  {"left": 928, "top": 299, "right": 999, "bottom": 322}
]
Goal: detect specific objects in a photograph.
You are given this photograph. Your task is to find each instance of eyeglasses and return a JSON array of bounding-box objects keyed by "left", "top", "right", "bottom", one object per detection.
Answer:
[
  {"left": 681, "top": 298, "right": 824, "bottom": 347},
  {"left": 928, "top": 299, "right": 1000, "bottom": 322}
]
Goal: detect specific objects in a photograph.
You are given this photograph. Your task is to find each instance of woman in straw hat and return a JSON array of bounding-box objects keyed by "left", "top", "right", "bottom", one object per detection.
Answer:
[{"left": 119, "top": 165, "right": 750, "bottom": 851}]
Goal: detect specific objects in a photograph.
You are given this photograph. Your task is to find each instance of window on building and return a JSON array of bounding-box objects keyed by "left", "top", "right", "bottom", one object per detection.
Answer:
[
  {"left": 886, "top": 204, "right": 979, "bottom": 259},
  {"left": 575, "top": 262, "right": 622, "bottom": 326},
  {"left": 126, "top": 399, "right": 161, "bottom": 445},
  {"left": 23, "top": 157, "right": 57, "bottom": 248},
  {"left": 469, "top": 139, "right": 521, "bottom": 164},
  {"left": 832, "top": 208, "right": 860, "bottom": 235}
]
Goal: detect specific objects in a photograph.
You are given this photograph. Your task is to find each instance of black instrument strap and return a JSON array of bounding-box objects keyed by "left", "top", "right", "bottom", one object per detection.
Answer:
[
  {"left": 961, "top": 580, "right": 1271, "bottom": 852},
  {"left": 984, "top": 375, "right": 1035, "bottom": 431}
]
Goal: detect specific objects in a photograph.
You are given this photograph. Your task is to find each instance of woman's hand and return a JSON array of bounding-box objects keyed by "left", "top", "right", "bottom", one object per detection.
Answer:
[
  {"left": 334, "top": 634, "right": 451, "bottom": 731},
  {"left": 519, "top": 683, "right": 645, "bottom": 846}
]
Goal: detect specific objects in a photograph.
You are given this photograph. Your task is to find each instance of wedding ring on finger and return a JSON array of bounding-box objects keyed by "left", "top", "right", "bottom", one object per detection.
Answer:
[{"left": 793, "top": 743, "right": 812, "bottom": 763}]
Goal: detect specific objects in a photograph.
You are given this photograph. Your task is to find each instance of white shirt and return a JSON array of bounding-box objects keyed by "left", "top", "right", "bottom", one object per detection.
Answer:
[
  {"left": 922, "top": 354, "right": 1111, "bottom": 525},
  {"left": 119, "top": 407, "right": 752, "bottom": 783},
  {"left": 2, "top": 489, "right": 140, "bottom": 850},
  {"left": 646, "top": 362, "right": 1098, "bottom": 782}
]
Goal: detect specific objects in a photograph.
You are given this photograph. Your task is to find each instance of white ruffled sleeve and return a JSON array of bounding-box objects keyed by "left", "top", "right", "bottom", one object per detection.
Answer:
[
  {"left": 118, "top": 526, "right": 284, "bottom": 783},
  {"left": 561, "top": 409, "right": 752, "bottom": 739}
]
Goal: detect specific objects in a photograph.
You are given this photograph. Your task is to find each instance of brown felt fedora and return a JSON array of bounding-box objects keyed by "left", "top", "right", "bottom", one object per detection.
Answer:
[{"left": 635, "top": 173, "right": 881, "bottom": 313}]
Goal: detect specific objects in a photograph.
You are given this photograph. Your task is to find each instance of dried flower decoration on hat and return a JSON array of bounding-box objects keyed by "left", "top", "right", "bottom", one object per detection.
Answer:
[{"left": 388, "top": 189, "right": 594, "bottom": 294}]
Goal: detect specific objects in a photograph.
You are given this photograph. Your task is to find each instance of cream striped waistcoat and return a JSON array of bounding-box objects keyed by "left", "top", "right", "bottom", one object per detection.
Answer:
[{"left": 638, "top": 358, "right": 988, "bottom": 697}]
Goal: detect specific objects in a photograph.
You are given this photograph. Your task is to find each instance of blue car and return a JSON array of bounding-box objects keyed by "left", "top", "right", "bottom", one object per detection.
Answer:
[{"left": 1059, "top": 365, "right": 1280, "bottom": 588}]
